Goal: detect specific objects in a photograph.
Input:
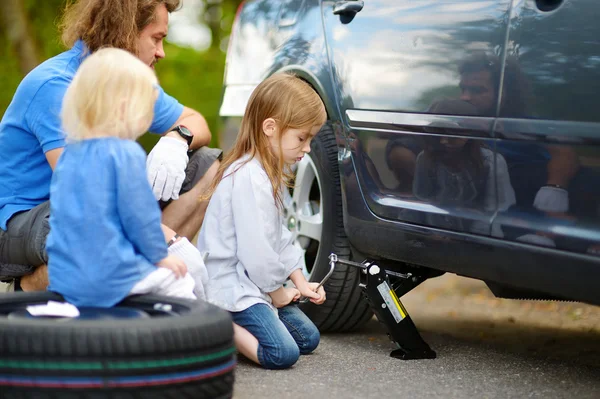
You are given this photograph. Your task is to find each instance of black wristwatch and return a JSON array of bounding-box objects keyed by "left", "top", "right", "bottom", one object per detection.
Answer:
[{"left": 171, "top": 125, "right": 193, "bottom": 147}]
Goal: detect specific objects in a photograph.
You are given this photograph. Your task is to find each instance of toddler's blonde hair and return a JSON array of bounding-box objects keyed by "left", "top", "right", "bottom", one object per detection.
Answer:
[{"left": 61, "top": 47, "right": 158, "bottom": 141}]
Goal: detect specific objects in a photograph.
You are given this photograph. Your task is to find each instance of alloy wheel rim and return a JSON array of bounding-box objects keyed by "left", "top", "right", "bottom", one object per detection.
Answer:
[{"left": 283, "top": 155, "right": 323, "bottom": 279}]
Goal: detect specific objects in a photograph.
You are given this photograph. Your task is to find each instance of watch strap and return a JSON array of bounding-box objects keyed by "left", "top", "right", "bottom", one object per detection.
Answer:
[
  {"left": 173, "top": 125, "right": 193, "bottom": 147},
  {"left": 167, "top": 234, "right": 181, "bottom": 248}
]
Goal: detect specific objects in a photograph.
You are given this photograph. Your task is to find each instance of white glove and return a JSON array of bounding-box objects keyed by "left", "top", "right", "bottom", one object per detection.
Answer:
[
  {"left": 168, "top": 237, "right": 208, "bottom": 301},
  {"left": 146, "top": 136, "right": 189, "bottom": 201},
  {"left": 516, "top": 233, "right": 556, "bottom": 248},
  {"left": 533, "top": 186, "right": 569, "bottom": 213}
]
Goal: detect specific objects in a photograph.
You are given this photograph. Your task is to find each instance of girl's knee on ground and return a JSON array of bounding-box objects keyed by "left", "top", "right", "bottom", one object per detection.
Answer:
[
  {"left": 296, "top": 323, "right": 320, "bottom": 355},
  {"left": 278, "top": 305, "right": 321, "bottom": 355},
  {"left": 260, "top": 336, "right": 300, "bottom": 370}
]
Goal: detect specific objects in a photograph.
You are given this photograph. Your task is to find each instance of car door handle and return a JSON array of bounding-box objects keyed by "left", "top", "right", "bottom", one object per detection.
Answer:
[{"left": 333, "top": 0, "right": 364, "bottom": 15}]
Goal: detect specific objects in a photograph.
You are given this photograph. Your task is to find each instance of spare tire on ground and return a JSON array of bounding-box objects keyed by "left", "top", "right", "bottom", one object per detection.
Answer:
[{"left": 0, "top": 291, "right": 235, "bottom": 399}]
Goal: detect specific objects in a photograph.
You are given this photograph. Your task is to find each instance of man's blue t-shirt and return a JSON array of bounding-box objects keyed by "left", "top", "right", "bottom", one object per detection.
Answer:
[{"left": 0, "top": 40, "right": 184, "bottom": 230}]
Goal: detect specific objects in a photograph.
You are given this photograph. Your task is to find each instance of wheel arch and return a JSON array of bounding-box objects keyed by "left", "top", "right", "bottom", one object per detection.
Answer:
[{"left": 271, "top": 65, "right": 342, "bottom": 124}]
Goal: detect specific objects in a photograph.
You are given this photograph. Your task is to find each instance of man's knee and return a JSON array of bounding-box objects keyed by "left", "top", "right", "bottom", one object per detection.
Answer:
[
  {"left": 183, "top": 147, "right": 222, "bottom": 193},
  {"left": 0, "top": 202, "right": 49, "bottom": 275}
]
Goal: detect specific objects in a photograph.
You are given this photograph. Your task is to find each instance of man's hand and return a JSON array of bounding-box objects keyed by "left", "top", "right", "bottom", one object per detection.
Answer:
[
  {"left": 533, "top": 186, "right": 569, "bottom": 213},
  {"left": 146, "top": 136, "right": 189, "bottom": 201}
]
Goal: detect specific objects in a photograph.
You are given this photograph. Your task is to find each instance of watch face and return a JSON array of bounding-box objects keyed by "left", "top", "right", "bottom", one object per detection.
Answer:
[
  {"left": 176, "top": 125, "right": 193, "bottom": 146},
  {"left": 178, "top": 126, "right": 192, "bottom": 137}
]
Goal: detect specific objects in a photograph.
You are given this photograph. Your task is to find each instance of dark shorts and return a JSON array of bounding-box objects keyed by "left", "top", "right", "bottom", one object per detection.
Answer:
[
  {"left": 0, "top": 201, "right": 50, "bottom": 280},
  {"left": 0, "top": 147, "right": 222, "bottom": 279},
  {"left": 159, "top": 147, "right": 223, "bottom": 209}
]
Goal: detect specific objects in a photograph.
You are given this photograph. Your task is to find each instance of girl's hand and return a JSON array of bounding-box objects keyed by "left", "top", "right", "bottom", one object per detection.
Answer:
[
  {"left": 299, "top": 282, "right": 326, "bottom": 305},
  {"left": 288, "top": 269, "right": 326, "bottom": 305},
  {"left": 157, "top": 255, "right": 187, "bottom": 278},
  {"left": 269, "top": 286, "right": 301, "bottom": 308}
]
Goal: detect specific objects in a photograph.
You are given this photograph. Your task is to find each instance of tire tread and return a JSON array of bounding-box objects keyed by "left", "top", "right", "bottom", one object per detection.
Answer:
[{"left": 300, "top": 124, "right": 373, "bottom": 332}]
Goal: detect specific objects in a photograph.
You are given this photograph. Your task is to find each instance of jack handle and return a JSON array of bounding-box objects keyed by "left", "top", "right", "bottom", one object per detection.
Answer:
[{"left": 327, "top": 253, "right": 412, "bottom": 280}]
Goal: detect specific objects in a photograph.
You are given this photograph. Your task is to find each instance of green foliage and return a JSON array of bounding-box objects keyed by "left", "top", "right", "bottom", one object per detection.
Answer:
[
  {"left": 138, "top": 43, "right": 225, "bottom": 152},
  {"left": 1, "top": 0, "right": 228, "bottom": 151},
  {"left": 0, "top": 38, "right": 22, "bottom": 116},
  {"left": 0, "top": 0, "right": 65, "bottom": 115}
]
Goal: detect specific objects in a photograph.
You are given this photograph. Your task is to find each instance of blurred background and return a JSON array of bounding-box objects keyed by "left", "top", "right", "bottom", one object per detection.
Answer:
[{"left": 0, "top": 0, "right": 242, "bottom": 150}]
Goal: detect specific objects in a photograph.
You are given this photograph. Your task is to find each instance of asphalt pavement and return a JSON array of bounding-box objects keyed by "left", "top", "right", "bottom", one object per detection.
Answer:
[
  {"left": 1, "top": 275, "right": 598, "bottom": 398},
  {"left": 233, "top": 275, "right": 600, "bottom": 399}
]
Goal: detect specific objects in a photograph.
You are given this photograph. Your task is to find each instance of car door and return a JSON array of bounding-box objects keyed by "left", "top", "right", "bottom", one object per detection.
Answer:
[
  {"left": 322, "top": 0, "right": 513, "bottom": 236},
  {"left": 492, "top": 0, "right": 600, "bottom": 255}
]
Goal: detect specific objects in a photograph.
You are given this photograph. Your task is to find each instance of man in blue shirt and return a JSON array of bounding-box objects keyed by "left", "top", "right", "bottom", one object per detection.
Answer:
[{"left": 0, "top": 0, "right": 221, "bottom": 291}]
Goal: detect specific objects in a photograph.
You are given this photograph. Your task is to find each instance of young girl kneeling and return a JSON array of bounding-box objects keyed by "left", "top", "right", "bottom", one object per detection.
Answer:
[
  {"left": 198, "top": 73, "right": 327, "bottom": 369},
  {"left": 47, "top": 48, "right": 204, "bottom": 307}
]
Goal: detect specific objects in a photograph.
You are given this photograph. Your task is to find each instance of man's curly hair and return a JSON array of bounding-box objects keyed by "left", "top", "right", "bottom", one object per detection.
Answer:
[{"left": 60, "top": 0, "right": 182, "bottom": 55}]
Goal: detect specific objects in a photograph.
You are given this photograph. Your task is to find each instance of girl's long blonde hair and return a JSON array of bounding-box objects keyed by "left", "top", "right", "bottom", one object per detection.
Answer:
[
  {"left": 61, "top": 48, "right": 158, "bottom": 141},
  {"left": 206, "top": 73, "right": 326, "bottom": 207}
]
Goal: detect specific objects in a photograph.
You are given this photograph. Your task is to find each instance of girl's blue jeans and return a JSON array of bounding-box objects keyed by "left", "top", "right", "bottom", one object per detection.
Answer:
[{"left": 231, "top": 303, "right": 320, "bottom": 369}]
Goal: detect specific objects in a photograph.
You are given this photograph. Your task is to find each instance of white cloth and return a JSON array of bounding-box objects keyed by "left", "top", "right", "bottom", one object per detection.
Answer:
[
  {"left": 146, "top": 136, "right": 189, "bottom": 201},
  {"left": 129, "top": 267, "right": 197, "bottom": 300},
  {"left": 168, "top": 237, "right": 208, "bottom": 300},
  {"left": 197, "top": 156, "right": 304, "bottom": 312},
  {"left": 533, "top": 186, "right": 569, "bottom": 213}
]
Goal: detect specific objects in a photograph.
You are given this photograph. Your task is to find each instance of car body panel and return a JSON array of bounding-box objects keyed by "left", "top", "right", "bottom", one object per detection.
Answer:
[
  {"left": 219, "top": 0, "right": 600, "bottom": 305},
  {"left": 321, "top": 0, "right": 512, "bottom": 237},
  {"left": 221, "top": 0, "right": 339, "bottom": 118},
  {"left": 492, "top": 0, "right": 600, "bottom": 256}
]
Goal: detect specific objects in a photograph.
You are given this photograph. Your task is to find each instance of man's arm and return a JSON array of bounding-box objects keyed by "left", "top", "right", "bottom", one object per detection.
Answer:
[
  {"left": 545, "top": 145, "right": 579, "bottom": 188},
  {"left": 532, "top": 145, "right": 579, "bottom": 213},
  {"left": 165, "top": 106, "right": 211, "bottom": 150},
  {"left": 45, "top": 148, "right": 64, "bottom": 170}
]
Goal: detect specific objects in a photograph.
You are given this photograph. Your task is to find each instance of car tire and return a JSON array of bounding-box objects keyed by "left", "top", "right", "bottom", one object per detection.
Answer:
[
  {"left": 287, "top": 123, "right": 373, "bottom": 332},
  {"left": 0, "top": 291, "right": 235, "bottom": 399}
]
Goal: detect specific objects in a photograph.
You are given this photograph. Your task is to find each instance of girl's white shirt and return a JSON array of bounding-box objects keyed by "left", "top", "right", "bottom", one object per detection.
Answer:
[{"left": 197, "top": 155, "right": 304, "bottom": 312}]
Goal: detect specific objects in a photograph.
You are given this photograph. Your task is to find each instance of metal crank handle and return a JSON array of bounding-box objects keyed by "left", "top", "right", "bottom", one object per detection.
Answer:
[
  {"left": 298, "top": 255, "right": 336, "bottom": 304},
  {"left": 328, "top": 253, "right": 412, "bottom": 279}
]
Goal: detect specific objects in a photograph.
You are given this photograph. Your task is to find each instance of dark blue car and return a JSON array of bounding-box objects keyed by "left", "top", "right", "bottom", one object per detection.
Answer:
[{"left": 219, "top": 0, "right": 600, "bottom": 331}]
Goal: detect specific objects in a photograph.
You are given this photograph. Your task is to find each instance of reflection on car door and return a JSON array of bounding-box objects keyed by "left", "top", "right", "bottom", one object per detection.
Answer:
[
  {"left": 492, "top": 0, "right": 600, "bottom": 256},
  {"left": 322, "top": 0, "right": 513, "bottom": 236}
]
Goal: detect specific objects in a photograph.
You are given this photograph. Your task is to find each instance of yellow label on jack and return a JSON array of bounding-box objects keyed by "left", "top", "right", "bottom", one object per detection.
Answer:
[
  {"left": 389, "top": 288, "right": 407, "bottom": 319},
  {"left": 377, "top": 281, "right": 406, "bottom": 323}
]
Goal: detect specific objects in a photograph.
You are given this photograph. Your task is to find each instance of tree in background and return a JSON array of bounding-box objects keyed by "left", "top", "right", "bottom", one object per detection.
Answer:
[
  {"left": 0, "top": 0, "right": 65, "bottom": 119},
  {"left": 203, "top": 0, "right": 243, "bottom": 53},
  {"left": 0, "top": 0, "right": 41, "bottom": 75},
  {"left": 0, "top": 0, "right": 244, "bottom": 149}
]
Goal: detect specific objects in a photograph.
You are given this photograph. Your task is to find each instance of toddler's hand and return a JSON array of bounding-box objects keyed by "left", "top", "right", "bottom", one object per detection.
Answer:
[
  {"left": 157, "top": 255, "right": 187, "bottom": 278},
  {"left": 269, "top": 286, "right": 301, "bottom": 308},
  {"left": 299, "top": 282, "right": 326, "bottom": 305}
]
